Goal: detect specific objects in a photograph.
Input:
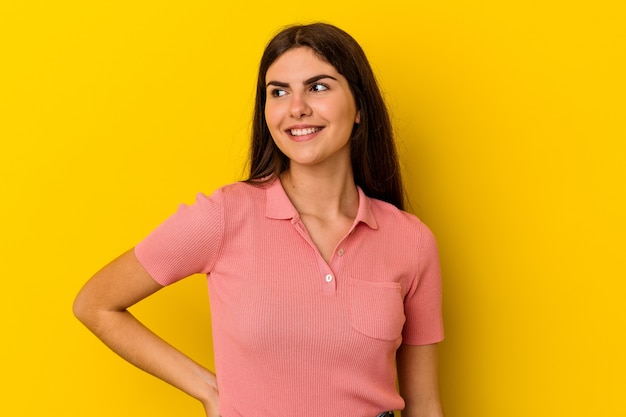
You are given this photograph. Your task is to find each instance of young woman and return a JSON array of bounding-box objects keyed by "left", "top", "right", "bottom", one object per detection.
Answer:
[{"left": 74, "top": 23, "right": 445, "bottom": 417}]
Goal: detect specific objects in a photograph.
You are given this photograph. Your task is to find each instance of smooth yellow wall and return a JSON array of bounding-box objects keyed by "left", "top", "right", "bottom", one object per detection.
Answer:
[{"left": 1, "top": 1, "right": 624, "bottom": 416}]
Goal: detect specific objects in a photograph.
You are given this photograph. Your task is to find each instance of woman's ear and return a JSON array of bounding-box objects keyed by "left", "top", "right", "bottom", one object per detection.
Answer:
[{"left": 355, "top": 110, "right": 361, "bottom": 124}]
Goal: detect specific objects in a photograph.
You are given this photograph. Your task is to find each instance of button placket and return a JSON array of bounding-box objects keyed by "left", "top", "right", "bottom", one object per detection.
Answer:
[
  {"left": 321, "top": 268, "right": 336, "bottom": 292},
  {"left": 290, "top": 219, "right": 337, "bottom": 293}
]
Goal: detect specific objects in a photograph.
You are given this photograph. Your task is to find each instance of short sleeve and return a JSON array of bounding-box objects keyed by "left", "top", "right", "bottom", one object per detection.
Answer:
[
  {"left": 402, "top": 223, "right": 444, "bottom": 345},
  {"left": 134, "top": 191, "right": 223, "bottom": 286}
]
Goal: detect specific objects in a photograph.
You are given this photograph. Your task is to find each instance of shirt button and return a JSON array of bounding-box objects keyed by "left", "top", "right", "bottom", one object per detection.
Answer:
[
  {"left": 325, "top": 274, "right": 333, "bottom": 283},
  {"left": 337, "top": 248, "right": 345, "bottom": 256}
]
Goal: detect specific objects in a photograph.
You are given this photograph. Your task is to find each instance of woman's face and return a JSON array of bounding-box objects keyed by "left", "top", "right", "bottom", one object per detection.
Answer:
[{"left": 264, "top": 47, "right": 360, "bottom": 170}]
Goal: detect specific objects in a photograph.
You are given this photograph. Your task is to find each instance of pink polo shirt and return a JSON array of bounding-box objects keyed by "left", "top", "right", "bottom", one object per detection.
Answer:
[{"left": 135, "top": 178, "right": 443, "bottom": 417}]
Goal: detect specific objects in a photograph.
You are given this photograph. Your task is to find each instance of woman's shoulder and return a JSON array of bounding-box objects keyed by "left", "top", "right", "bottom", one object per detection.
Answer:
[
  {"left": 199, "top": 179, "right": 272, "bottom": 200},
  {"left": 368, "top": 197, "right": 437, "bottom": 244},
  {"left": 369, "top": 197, "right": 423, "bottom": 225},
  {"left": 192, "top": 179, "right": 273, "bottom": 215}
]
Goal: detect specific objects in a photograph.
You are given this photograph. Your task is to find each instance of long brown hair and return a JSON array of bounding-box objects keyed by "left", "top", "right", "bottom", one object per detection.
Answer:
[{"left": 246, "top": 23, "right": 405, "bottom": 210}]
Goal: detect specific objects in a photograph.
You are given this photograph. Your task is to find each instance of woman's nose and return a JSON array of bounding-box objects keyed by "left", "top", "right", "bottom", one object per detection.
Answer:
[{"left": 289, "top": 93, "right": 312, "bottom": 118}]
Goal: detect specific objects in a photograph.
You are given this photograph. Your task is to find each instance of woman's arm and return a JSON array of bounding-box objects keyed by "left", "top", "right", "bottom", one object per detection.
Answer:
[
  {"left": 73, "top": 249, "right": 219, "bottom": 416},
  {"left": 397, "top": 343, "right": 445, "bottom": 417}
]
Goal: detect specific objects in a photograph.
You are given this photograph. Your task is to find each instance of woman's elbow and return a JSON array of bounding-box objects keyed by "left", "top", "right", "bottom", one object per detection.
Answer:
[{"left": 72, "top": 287, "right": 93, "bottom": 325}]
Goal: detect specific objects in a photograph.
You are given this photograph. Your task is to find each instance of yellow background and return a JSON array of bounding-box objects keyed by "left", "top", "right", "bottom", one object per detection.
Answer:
[{"left": 1, "top": 1, "right": 624, "bottom": 416}]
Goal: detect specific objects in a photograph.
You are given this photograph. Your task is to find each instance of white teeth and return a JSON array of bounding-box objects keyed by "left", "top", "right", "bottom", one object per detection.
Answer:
[{"left": 290, "top": 127, "right": 321, "bottom": 136}]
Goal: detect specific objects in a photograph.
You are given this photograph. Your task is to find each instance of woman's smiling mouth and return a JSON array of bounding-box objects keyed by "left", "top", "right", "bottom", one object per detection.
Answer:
[{"left": 289, "top": 127, "right": 323, "bottom": 137}]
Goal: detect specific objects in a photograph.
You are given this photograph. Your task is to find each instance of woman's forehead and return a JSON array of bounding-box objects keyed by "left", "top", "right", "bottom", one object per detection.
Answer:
[{"left": 266, "top": 47, "right": 339, "bottom": 81}]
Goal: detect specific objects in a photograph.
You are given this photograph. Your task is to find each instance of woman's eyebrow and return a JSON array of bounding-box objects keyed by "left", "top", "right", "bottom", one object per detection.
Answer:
[
  {"left": 304, "top": 74, "right": 338, "bottom": 84},
  {"left": 266, "top": 80, "right": 289, "bottom": 88},
  {"left": 266, "top": 74, "right": 338, "bottom": 88}
]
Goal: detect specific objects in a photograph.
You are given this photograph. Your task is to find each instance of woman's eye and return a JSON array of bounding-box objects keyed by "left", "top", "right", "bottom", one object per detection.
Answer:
[
  {"left": 311, "top": 83, "right": 329, "bottom": 92},
  {"left": 270, "top": 89, "right": 287, "bottom": 97}
]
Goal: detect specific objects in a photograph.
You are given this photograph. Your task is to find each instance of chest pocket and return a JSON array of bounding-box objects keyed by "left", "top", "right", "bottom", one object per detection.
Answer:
[{"left": 348, "top": 278, "right": 405, "bottom": 342}]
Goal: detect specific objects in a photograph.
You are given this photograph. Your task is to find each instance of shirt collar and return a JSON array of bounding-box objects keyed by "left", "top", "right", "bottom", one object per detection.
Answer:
[{"left": 265, "top": 177, "right": 378, "bottom": 230}]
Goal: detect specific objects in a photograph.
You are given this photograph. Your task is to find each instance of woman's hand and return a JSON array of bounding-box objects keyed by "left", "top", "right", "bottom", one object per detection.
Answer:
[
  {"left": 198, "top": 368, "right": 220, "bottom": 416},
  {"left": 202, "top": 390, "right": 220, "bottom": 417}
]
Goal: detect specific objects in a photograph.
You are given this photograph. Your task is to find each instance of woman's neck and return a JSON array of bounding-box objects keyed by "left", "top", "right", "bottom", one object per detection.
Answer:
[{"left": 279, "top": 165, "right": 359, "bottom": 221}]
